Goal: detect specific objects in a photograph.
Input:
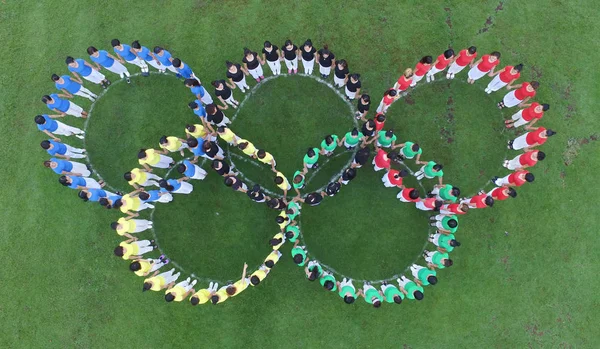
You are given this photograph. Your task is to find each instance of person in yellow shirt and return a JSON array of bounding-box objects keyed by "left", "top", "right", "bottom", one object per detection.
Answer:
[
  {"left": 264, "top": 250, "right": 282, "bottom": 269},
  {"left": 110, "top": 216, "right": 153, "bottom": 238},
  {"left": 137, "top": 148, "right": 174, "bottom": 171},
  {"left": 237, "top": 139, "right": 256, "bottom": 157},
  {"left": 217, "top": 126, "right": 239, "bottom": 145},
  {"left": 129, "top": 255, "right": 168, "bottom": 277},
  {"left": 143, "top": 268, "right": 180, "bottom": 292},
  {"left": 190, "top": 281, "right": 219, "bottom": 305},
  {"left": 249, "top": 265, "right": 270, "bottom": 286},
  {"left": 185, "top": 123, "right": 213, "bottom": 141},
  {"left": 275, "top": 210, "right": 290, "bottom": 230},
  {"left": 124, "top": 168, "right": 162, "bottom": 189},
  {"left": 274, "top": 171, "right": 290, "bottom": 199},
  {"left": 165, "top": 277, "right": 197, "bottom": 302},
  {"left": 210, "top": 285, "right": 230, "bottom": 305},
  {"left": 257, "top": 149, "right": 276, "bottom": 171},
  {"left": 115, "top": 191, "right": 154, "bottom": 218},
  {"left": 226, "top": 263, "right": 249, "bottom": 297},
  {"left": 113, "top": 238, "right": 155, "bottom": 260},
  {"left": 159, "top": 136, "right": 188, "bottom": 156},
  {"left": 269, "top": 232, "right": 286, "bottom": 250}
]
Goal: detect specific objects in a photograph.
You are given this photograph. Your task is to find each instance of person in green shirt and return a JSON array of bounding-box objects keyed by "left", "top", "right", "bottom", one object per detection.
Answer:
[
  {"left": 430, "top": 215, "right": 458, "bottom": 233},
  {"left": 291, "top": 240, "right": 307, "bottom": 266},
  {"left": 320, "top": 134, "right": 339, "bottom": 156},
  {"left": 358, "top": 282, "right": 384, "bottom": 308},
  {"left": 303, "top": 148, "right": 320, "bottom": 172},
  {"left": 381, "top": 282, "right": 404, "bottom": 304},
  {"left": 320, "top": 271, "right": 337, "bottom": 291},
  {"left": 336, "top": 278, "right": 357, "bottom": 304},
  {"left": 376, "top": 130, "right": 397, "bottom": 148},
  {"left": 429, "top": 232, "right": 461, "bottom": 253},
  {"left": 287, "top": 200, "right": 301, "bottom": 221},
  {"left": 423, "top": 250, "right": 453, "bottom": 269},
  {"left": 398, "top": 275, "right": 424, "bottom": 300},
  {"left": 292, "top": 170, "right": 305, "bottom": 196},
  {"left": 393, "top": 141, "right": 422, "bottom": 162},
  {"left": 340, "top": 128, "right": 364, "bottom": 149},
  {"left": 415, "top": 160, "right": 444, "bottom": 185},
  {"left": 410, "top": 264, "right": 438, "bottom": 286},
  {"left": 285, "top": 225, "right": 300, "bottom": 243},
  {"left": 305, "top": 261, "right": 323, "bottom": 281},
  {"left": 432, "top": 184, "right": 460, "bottom": 202}
]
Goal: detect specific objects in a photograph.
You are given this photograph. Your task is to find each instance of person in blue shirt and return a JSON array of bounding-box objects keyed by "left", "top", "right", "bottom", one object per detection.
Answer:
[
  {"left": 176, "top": 159, "right": 208, "bottom": 181},
  {"left": 79, "top": 188, "right": 118, "bottom": 203},
  {"left": 51, "top": 74, "right": 97, "bottom": 101},
  {"left": 152, "top": 46, "right": 179, "bottom": 74},
  {"left": 99, "top": 194, "right": 123, "bottom": 209},
  {"left": 186, "top": 137, "right": 207, "bottom": 163},
  {"left": 131, "top": 40, "right": 163, "bottom": 73},
  {"left": 172, "top": 58, "right": 197, "bottom": 80},
  {"left": 59, "top": 175, "right": 103, "bottom": 190},
  {"left": 42, "top": 93, "right": 87, "bottom": 118},
  {"left": 138, "top": 188, "right": 173, "bottom": 204},
  {"left": 65, "top": 56, "right": 110, "bottom": 88},
  {"left": 184, "top": 78, "right": 213, "bottom": 105},
  {"left": 188, "top": 101, "right": 211, "bottom": 132},
  {"left": 87, "top": 46, "right": 131, "bottom": 83},
  {"left": 40, "top": 139, "right": 86, "bottom": 159},
  {"left": 111, "top": 39, "right": 149, "bottom": 76},
  {"left": 43, "top": 158, "right": 91, "bottom": 177},
  {"left": 35, "top": 114, "right": 85, "bottom": 140},
  {"left": 159, "top": 178, "right": 194, "bottom": 195}
]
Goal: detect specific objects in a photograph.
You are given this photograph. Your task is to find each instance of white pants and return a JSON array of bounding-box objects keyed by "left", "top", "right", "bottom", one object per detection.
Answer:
[
  {"left": 502, "top": 90, "right": 522, "bottom": 108},
  {"left": 159, "top": 268, "right": 180, "bottom": 285},
  {"left": 429, "top": 233, "right": 442, "bottom": 245},
  {"left": 410, "top": 74, "right": 425, "bottom": 86},
  {"left": 200, "top": 92, "right": 214, "bottom": 105},
  {"left": 371, "top": 158, "right": 384, "bottom": 172},
  {"left": 486, "top": 75, "right": 507, "bottom": 92},
  {"left": 161, "top": 64, "right": 179, "bottom": 74},
  {"left": 105, "top": 61, "right": 131, "bottom": 78},
  {"left": 494, "top": 174, "right": 512, "bottom": 187},
  {"left": 70, "top": 161, "right": 91, "bottom": 177},
  {"left": 156, "top": 192, "right": 173, "bottom": 203},
  {"left": 64, "top": 144, "right": 86, "bottom": 158},
  {"left": 151, "top": 154, "right": 174, "bottom": 169},
  {"left": 332, "top": 75, "right": 344, "bottom": 88},
  {"left": 447, "top": 62, "right": 467, "bottom": 76},
  {"left": 137, "top": 201, "right": 155, "bottom": 211},
  {"left": 74, "top": 86, "right": 97, "bottom": 101},
  {"left": 345, "top": 87, "right": 356, "bottom": 100},
  {"left": 214, "top": 116, "right": 231, "bottom": 127},
  {"left": 507, "top": 154, "right": 525, "bottom": 170},
  {"left": 397, "top": 275, "right": 411, "bottom": 288},
  {"left": 376, "top": 100, "right": 391, "bottom": 113},
  {"left": 131, "top": 219, "right": 153, "bottom": 233},
  {"left": 174, "top": 279, "right": 196, "bottom": 292},
  {"left": 397, "top": 191, "right": 412, "bottom": 202},
  {"left": 126, "top": 57, "right": 148, "bottom": 71},
  {"left": 302, "top": 58, "right": 315, "bottom": 74},
  {"left": 208, "top": 281, "right": 219, "bottom": 292},
  {"left": 267, "top": 60, "right": 281, "bottom": 75},
  {"left": 415, "top": 166, "right": 435, "bottom": 180},
  {"left": 146, "top": 59, "right": 163, "bottom": 71},
  {"left": 224, "top": 95, "right": 239, "bottom": 107},
  {"left": 54, "top": 121, "right": 84, "bottom": 136},
  {"left": 172, "top": 181, "right": 193, "bottom": 194},
  {"left": 423, "top": 250, "right": 436, "bottom": 264},
  {"left": 381, "top": 173, "right": 395, "bottom": 187},
  {"left": 284, "top": 57, "right": 298, "bottom": 72},
  {"left": 426, "top": 66, "right": 443, "bottom": 81},
  {"left": 205, "top": 146, "right": 224, "bottom": 160},
  {"left": 82, "top": 177, "right": 101, "bottom": 189},
  {"left": 467, "top": 66, "right": 488, "bottom": 81},
  {"left": 410, "top": 264, "right": 426, "bottom": 279},
  {"left": 190, "top": 165, "right": 208, "bottom": 180},
  {"left": 510, "top": 110, "right": 528, "bottom": 128},
  {"left": 343, "top": 140, "right": 358, "bottom": 149},
  {"left": 339, "top": 278, "right": 355, "bottom": 290},
  {"left": 133, "top": 239, "right": 154, "bottom": 255},
  {"left": 234, "top": 76, "right": 250, "bottom": 92},
  {"left": 439, "top": 206, "right": 454, "bottom": 215},
  {"left": 415, "top": 201, "right": 433, "bottom": 211},
  {"left": 141, "top": 172, "right": 162, "bottom": 187},
  {"left": 319, "top": 65, "right": 331, "bottom": 76},
  {"left": 82, "top": 69, "right": 106, "bottom": 84},
  {"left": 248, "top": 65, "right": 264, "bottom": 80},
  {"left": 148, "top": 258, "right": 166, "bottom": 273},
  {"left": 511, "top": 133, "right": 530, "bottom": 150},
  {"left": 65, "top": 102, "right": 85, "bottom": 117}
]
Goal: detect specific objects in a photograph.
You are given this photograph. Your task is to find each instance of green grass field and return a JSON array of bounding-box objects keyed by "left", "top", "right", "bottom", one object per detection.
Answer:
[{"left": 1, "top": 1, "right": 599, "bottom": 347}]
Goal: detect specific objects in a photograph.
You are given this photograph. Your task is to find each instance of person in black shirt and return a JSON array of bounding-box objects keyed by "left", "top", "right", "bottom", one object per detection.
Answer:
[
  {"left": 302, "top": 192, "right": 323, "bottom": 206},
  {"left": 339, "top": 167, "right": 357, "bottom": 185},
  {"left": 361, "top": 118, "right": 376, "bottom": 139},
  {"left": 300, "top": 39, "right": 317, "bottom": 75},
  {"left": 333, "top": 59, "right": 349, "bottom": 88},
  {"left": 323, "top": 181, "right": 341, "bottom": 197},
  {"left": 352, "top": 145, "right": 371, "bottom": 168},
  {"left": 317, "top": 45, "right": 335, "bottom": 78},
  {"left": 262, "top": 41, "right": 282, "bottom": 75},
  {"left": 212, "top": 80, "right": 239, "bottom": 110},
  {"left": 282, "top": 39, "right": 299, "bottom": 74},
  {"left": 205, "top": 104, "right": 230, "bottom": 127},
  {"left": 267, "top": 197, "right": 287, "bottom": 210},
  {"left": 345, "top": 73, "right": 362, "bottom": 100},
  {"left": 356, "top": 94, "right": 371, "bottom": 120},
  {"left": 202, "top": 140, "right": 224, "bottom": 160},
  {"left": 211, "top": 159, "right": 234, "bottom": 177},
  {"left": 226, "top": 61, "right": 250, "bottom": 93},
  {"left": 242, "top": 48, "right": 265, "bottom": 82},
  {"left": 247, "top": 184, "right": 270, "bottom": 203},
  {"left": 224, "top": 176, "right": 247, "bottom": 193}
]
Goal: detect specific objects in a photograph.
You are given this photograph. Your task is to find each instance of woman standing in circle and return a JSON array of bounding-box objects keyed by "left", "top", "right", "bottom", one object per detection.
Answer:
[
  {"left": 446, "top": 46, "right": 477, "bottom": 79},
  {"left": 426, "top": 49, "right": 455, "bottom": 82},
  {"left": 393, "top": 68, "right": 413, "bottom": 92},
  {"left": 242, "top": 48, "right": 265, "bottom": 83},
  {"left": 282, "top": 39, "right": 299, "bottom": 74},
  {"left": 262, "top": 41, "right": 282, "bottom": 75},
  {"left": 212, "top": 80, "right": 239, "bottom": 109},
  {"left": 467, "top": 51, "right": 501, "bottom": 84},
  {"left": 317, "top": 45, "right": 336, "bottom": 79},
  {"left": 410, "top": 56, "right": 433, "bottom": 87},
  {"left": 226, "top": 61, "right": 250, "bottom": 93},
  {"left": 131, "top": 40, "right": 163, "bottom": 73},
  {"left": 498, "top": 81, "right": 538, "bottom": 109},
  {"left": 376, "top": 88, "right": 399, "bottom": 114},
  {"left": 333, "top": 59, "right": 349, "bottom": 88},
  {"left": 185, "top": 78, "right": 213, "bottom": 105},
  {"left": 505, "top": 102, "right": 549, "bottom": 129},
  {"left": 300, "top": 39, "right": 317, "bottom": 75},
  {"left": 485, "top": 63, "right": 523, "bottom": 94},
  {"left": 345, "top": 74, "right": 361, "bottom": 100},
  {"left": 356, "top": 94, "right": 370, "bottom": 120}
]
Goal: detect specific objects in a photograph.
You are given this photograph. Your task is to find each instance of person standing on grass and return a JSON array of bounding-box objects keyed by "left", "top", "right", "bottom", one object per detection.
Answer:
[
  {"left": 262, "top": 41, "right": 282, "bottom": 76},
  {"left": 382, "top": 168, "right": 408, "bottom": 188},
  {"left": 376, "top": 129, "right": 397, "bottom": 148},
  {"left": 265, "top": 250, "right": 283, "bottom": 269},
  {"left": 431, "top": 184, "right": 460, "bottom": 203},
  {"left": 320, "top": 134, "right": 339, "bottom": 156},
  {"left": 185, "top": 78, "right": 213, "bottom": 105},
  {"left": 485, "top": 64, "right": 523, "bottom": 94},
  {"left": 460, "top": 192, "right": 494, "bottom": 209},
  {"left": 65, "top": 56, "right": 110, "bottom": 88},
  {"left": 124, "top": 168, "right": 162, "bottom": 189},
  {"left": 505, "top": 102, "right": 549, "bottom": 129},
  {"left": 211, "top": 159, "right": 235, "bottom": 177},
  {"left": 393, "top": 141, "right": 422, "bottom": 162},
  {"left": 429, "top": 232, "right": 460, "bottom": 253},
  {"left": 159, "top": 178, "right": 194, "bottom": 195},
  {"left": 58, "top": 175, "right": 102, "bottom": 190},
  {"left": 114, "top": 238, "right": 156, "bottom": 260},
  {"left": 138, "top": 148, "right": 174, "bottom": 171},
  {"left": 340, "top": 128, "right": 365, "bottom": 150},
  {"left": 138, "top": 188, "right": 173, "bottom": 204},
  {"left": 242, "top": 48, "right": 265, "bottom": 82},
  {"left": 507, "top": 127, "right": 556, "bottom": 151},
  {"left": 78, "top": 188, "right": 117, "bottom": 203},
  {"left": 344, "top": 74, "right": 361, "bottom": 100},
  {"left": 317, "top": 45, "right": 335, "bottom": 79},
  {"left": 190, "top": 283, "right": 216, "bottom": 305},
  {"left": 372, "top": 147, "right": 397, "bottom": 172},
  {"left": 358, "top": 282, "right": 384, "bottom": 308},
  {"left": 159, "top": 136, "right": 188, "bottom": 157},
  {"left": 337, "top": 278, "right": 358, "bottom": 304},
  {"left": 131, "top": 40, "right": 163, "bottom": 74},
  {"left": 291, "top": 240, "right": 308, "bottom": 267},
  {"left": 224, "top": 175, "right": 248, "bottom": 193},
  {"left": 320, "top": 271, "right": 337, "bottom": 292},
  {"left": 300, "top": 39, "right": 317, "bottom": 75},
  {"left": 35, "top": 114, "right": 85, "bottom": 140},
  {"left": 274, "top": 171, "right": 290, "bottom": 199},
  {"left": 282, "top": 39, "right": 299, "bottom": 74},
  {"left": 216, "top": 126, "right": 238, "bottom": 145},
  {"left": 225, "top": 263, "right": 249, "bottom": 297},
  {"left": 98, "top": 193, "right": 123, "bottom": 209},
  {"left": 237, "top": 139, "right": 257, "bottom": 158},
  {"left": 467, "top": 51, "right": 501, "bottom": 84},
  {"left": 52, "top": 74, "right": 97, "bottom": 102},
  {"left": 40, "top": 139, "right": 85, "bottom": 159},
  {"left": 206, "top": 104, "right": 231, "bottom": 128},
  {"left": 414, "top": 160, "right": 444, "bottom": 184},
  {"left": 42, "top": 93, "right": 88, "bottom": 118},
  {"left": 410, "top": 264, "right": 438, "bottom": 286},
  {"left": 498, "top": 81, "right": 539, "bottom": 109},
  {"left": 339, "top": 167, "right": 357, "bottom": 185},
  {"left": 304, "top": 260, "right": 323, "bottom": 281},
  {"left": 165, "top": 278, "right": 197, "bottom": 303},
  {"left": 292, "top": 171, "right": 306, "bottom": 195},
  {"left": 410, "top": 56, "right": 433, "bottom": 86},
  {"left": 247, "top": 184, "right": 269, "bottom": 203},
  {"left": 504, "top": 149, "right": 545, "bottom": 171},
  {"left": 394, "top": 68, "right": 414, "bottom": 92},
  {"left": 430, "top": 215, "right": 459, "bottom": 234},
  {"left": 111, "top": 39, "right": 148, "bottom": 75},
  {"left": 323, "top": 181, "right": 342, "bottom": 197},
  {"left": 111, "top": 216, "right": 153, "bottom": 237},
  {"left": 352, "top": 145, "right": 371, "bottom": 169},
  {"left": 249, "top": 265, "right": 271, "bottom": 287},
  {"left": 188, "top": 100, "right": 207, "bottom": 120},
  {"left": 440, "top": 202, "right": 469, "bottom": 215},
  {"left": 361, "top": 118, "right": 377, "bottom": 141},
  {"left": 172, "top": 58, "right": 198, "bottom": 81},
  {"left": 303, "top": 147, "right": 320, "bottom": 172},
  {"left": 226, "top": 61, "right": 250, "bottom": 93},
  {"left": 116, "top": 192, "right": 155, "bottom": 217},
  {"left": 177, "top": 159, "right": 208, "bottom": 181},
  {"left": 129, "top": 256, "right": 169, "bottom": 277},
  {"left": 446, "top": 46, "right": 477, "bottom": 79},
  {"left": 334, "top": 59, "right": 349, "bottom": 88},
  {"left": 376, "top": 89, "right": 400, "bottom": 114},
  {"left": 487, "top": 186, "right": 517, "bottom": 202},
  {"left": 87, "top": 46, "right": 131, "bottom": 83},
  {"left": 492, "top": 170, "right": 535, "bottom": 188},
  {"left": 398, "top": 276, "right": 424, "bottom": 300},
  {"left": 381, "top": 282, "right": 404, "bottom": 305},
  {"left": 257, "top": 149, "right": 277, "bottom": 171},
  {"left": 397, "top": 187, "right": 420, "bottom": 203},
  {"left": 426, "top": 49, "right": 455, "bottom": 82},
  {"left": 416, "top": 197, "right": 443, "bottom": 211},
  {"left": 270, "top": 231, "right": 286, "bottom": 250},
  {"left": 143, "top": 268, "right": 180, "bottom": 292},
  {"left": 423, "top": 250, "right": 453, "bottom": 270},
  {"left": 152, "top": 47, "right": 179, "bottom": 75},
  {"left": 212, "top": 80, "right": 239, "bottom": 109},
  {"left": 202, "top": 140, "right": 225, "bottom": 160},
  {"left": 43, "top": 158, "right": 91, "bottom": 177},
  {"left": 355, "top": 94, "right": 371, "bottom": 120}
]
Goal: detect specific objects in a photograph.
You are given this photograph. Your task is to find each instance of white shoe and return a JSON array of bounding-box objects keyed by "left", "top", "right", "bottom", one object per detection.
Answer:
[{"left": 75, "top": 134, "right": 84, "bottom": 140}]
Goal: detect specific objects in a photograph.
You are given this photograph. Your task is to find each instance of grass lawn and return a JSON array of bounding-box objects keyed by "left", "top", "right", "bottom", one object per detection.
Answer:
[{"left": 1, "top": 0, "right": 599, "bottom": 348}]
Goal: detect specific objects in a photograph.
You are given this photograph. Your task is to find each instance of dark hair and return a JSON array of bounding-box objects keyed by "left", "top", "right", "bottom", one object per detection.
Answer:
[
  {"left": 443, "top": 259, "right": 454, "bottom": 267},
  {"left": 414, "top": 291, "right": 424, "bottom": 300},
  {"left": 285, "top": 231, "right": 294, "bottom": 239},
  {"left": 99, "top": 198, "right": 109, "bottom": 206},
  {"left": 158, "top": 136, "right": 168, "bottom": 145},
  {"left": 531, "top": 81, "right": 540, "bottom": 89},
  {"left": 485, "top": 196, "right": 494, "bottom": 207},
  {"left": 176, "top": 163, "right": 187, "bottom": 174},
  {"left": 264, "top": 41, "right": 272, "bottom": 48},
  {"left": 250, "top": 275, "right": 260, "bottom": 285},
  {"left": 110, "top": 221, "right": 119, "bottom": 230},
  {"left": 238, "top": 142, "right": 248, "bottom": 150},
  {"left": 525, "top": 173, "right": 535, "bottom": 182},
  {"left": 143, "top": 282, "right": 152, "bottom": 292},
  {"left": 393, "top": 295, "right": 403, "bottom": 304},
  {"left": 270, "top": 238, "right": 282, "bottom": 246},
  {"left": 293, "top": 254, "right": 303, "bottom": 264},
  {"left": 434, "top": 200, "right": 443, "bottom": 210},
  {"left": 447, "top": 219, "right": 458, "bottom": 228},
  {"left": 324, "top": 280, "right": 334, "bottom": 290},
  {"left": 343, "top": 296, "right": 355, "bottom": 304},
  {"left": 361, "top": 94, "right": 370, "bottom": 102},
  {"left": 43, "top": 160, "right": 52, "bottom": 168},
  {"left": 78, "top": 191, "right": 89, "bottom": 201},
  {"left": 443, "top": 49, "right": 454, "bottom": 58},
  {"left": 321, "top": 44, "right": 330, "bottom": 55},
  {"left": 224, "top": 177, "right": 234, "bottom": 187},
  {"left": 138, "top": 192, "right": 150, "bottom": 200},
  {"left": 275, "top": 216, "right": 285, "bottom": 224},
  {"left": 373, "top": 300, "right": 381, "bottom": 308},
  {"left": 111, "top": 39, "right": 120, "bottom": 47},
  {"left": 206, "top": 104, "right": 217, "bottom": 114},
  {"left": 210, "top": 295, "right": 220, "bottom": 305},
  {"left": 427, "top": 275, "right": 438, "bottom": 285},
  {"left": 376, "top": 114, "right": 385, "bottom": 122},
  {"left": 274, "top": 176, "right": 283, "bottom": 185},
  {"left": 491, "top": 51, "right": 501, "bottom": 58},
  {"left": 451, "top": 187, "right": 461, "bottom": 197},
  {"left": 433, "top": 164, "right": 443, "bottom": 171},
  {"left": 508, "top": 188, "right": 517, "bottom": 198},
  {"left": 41, "top": 95, "right": 51, "bottom": 104},
  {"left": 265, "top": 260, "right": 275, "bottom": 268},
  {"left": 158, "top": 179, "right": 168, "bottom": 188},
  {"left": 113, "top": 246, "right": 124, "bottom": 257},
  {"left": 51, "top": 74, "right": 60, "bottom": 82},
  {"left": 385, "top": 130, "right": 394, "bottom": 138},
  {"left": 137, "top": 149, "right": 147, "bottom": 159},
  {"left": 541, "top": 104, "right": 550, "bottom": 111},
  {"left": 387, "top": 89, "right": 397, "bottom": 97},
  {"left": 226, "top": 286, "right": 236, "bottom": 295},
  {"left": 266, "top": 198, "right": 280, "bottom": 209},
  {"left": 211, "top": 80, "right": 224, "bottom": 88},
  {"left": 546, "top": 129, "right": 557, "bottom": 137},
  {"left": 188, "top": 101, "right": 198, "bottom": 109},
  {"left": 350, "top": 73, "right": 360, "bottom": 81},
  {"left": 165, "top": 293, "right": 175, "bottom": 302},
  {"left": 123, "top": 172, "right": 132, "bottom": 181},
  {"left": 337, "top": 59, "right": 348, "bottom": 68},
  {"left": 172, "top": 58, "right": 182, "bottom": 67},
  {"left": 308, "top": 268, "right": 319, "bottom": 281},
  {"left": 412, "top": 143, "right": 420, "bottom": 152},
  {"left": 449, "top": 240, "right": 461, "bottom": 247},
  {"left": 409, "top": 189, "right": 420, "bottom": 200},
  {"left": 351, "top": 128, "right": 359, "bottom": 136},
  {"left": 185, "top": 78, "right": 200, "bottom": 87},
  {"left": 187, "top": 137, "right": 199, "bottom": 148},
  {"left": 113, "top": 199, "right": 123, "bottom": 209},
  {"left": 153, "top": 46, "right": 163, "bottom": 54},
  {"left": 304, "top": 39, "right": 312, "bottom": 47},
  {"left": 86, "top": 46, "right": 98, "bottom": 55},
  {"left": 225, "top": 60, "right": 234, "bottom": 69},
  {"left": 421, "top": 56, "right": 433, "bottom": 64},
  {"left": 388, "top": 152, "right": 399, "bottom": 161},
  {"left": 514, "top": 63, "right": 524, "bottom": 72},
  {"left": 307, "top": 148, "right": 315, "bottom": 157},
  {"left": 131, "top": 40, "right": 141, "bottom": 49},
  {"left": 468, "top": 46, "right": 477, "bottom": 54},
  {"left": 129, "top": 261, "right": 141, "bottom": 271},
  {"left": 536, "top": 151, "right": 546, "bottom": 161},
  {"left": 65, "top": 56, "right": 75, "bottom": 64},
  {"left": 325, "top": 135, "right": 334, "bottom": 144},
  {"left": 35, "top": 115, "right": 46, "bottom": 124},
  {"left": 58, "top": 175, "right": 68, "bottom": 186},
  {"left": 40, "top": 140, "right": 51, "bottom": 149}
]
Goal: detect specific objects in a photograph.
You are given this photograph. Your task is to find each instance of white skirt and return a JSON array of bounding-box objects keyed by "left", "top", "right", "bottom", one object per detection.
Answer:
[
  {"left": 333, "top": 75, "right": 345, "bottom": 87},
  {"left": 512, "top": 133, "right": 530, "bottom": 150},
  {"left": 301, "top": 58, "right": 315, "bottom": 74},
  {"left": 502, "top": 90, "right": 522, "bottom": 108},
  {"left": 447, "top": 62, "right": 467, "bottom": 75},
  {"left": 173, "top": 181, "right": 194, "bottom": 194},
  {"left": 319, "top": 65, "right": 331, "bottom": 76},
  {"left": 345, "top": 87, "right": 356, "bottom": 100},
  {"left": 511, "top": 110, "right": 528, "bottom": 128},
  {"left": 467, "top": 66, "right": 487, "bottom": 80}
]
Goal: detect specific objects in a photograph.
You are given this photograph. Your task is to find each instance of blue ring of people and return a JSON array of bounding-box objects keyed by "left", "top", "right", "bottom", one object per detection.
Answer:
[{"left": 37, "top": 39, "right": 555, "bottom": 307}]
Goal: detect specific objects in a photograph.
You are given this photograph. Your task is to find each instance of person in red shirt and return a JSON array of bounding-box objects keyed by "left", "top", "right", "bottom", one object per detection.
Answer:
[
  {"left": 382, "top": 168, "right": 408, "bottom": 188},
  {"left": 426, "top": 49, "right": 455, "bottom": 82},
  {"left": 486, "top": 64, "right": 523, "bottom": 94},
  {"left": 415, "top": 197, "right": 443, "bottom": 211},
  {"left": 498, "top": 81, "right": 539, "bottom": 109},
  {"left": 372, "top": 147, "right": 398, "bottom": 171},
  {"left": 467, "top": 51, "right": 501, "bottom": 84},
  {"left": 486, "top": 186, "right": 517, "bottom": 201},
  {"left": 504, "top": 150, "right": 545, "bottom": 170},
  {"left": 460, "top": 193, "right": 494, "bottom": 209},
  {"left": 439, "top": 203, "right": 469, "bottom": 215},
  {"left": 410, "top": 56, "right": 433, "bottom": 87},
  {"left": 376, "top": 89, "right": 399, "bottom": 114},
  {"left": 505, "top": 102, "right": 549, "bottom": 129},
  {"left": 508, "top": 127, "right": 556, "bottom": 151},
  {"left": 397, "top": 187, "right": 420, "bottom": 203},
  {"left": 492, "top": 170, "right": 535, "bottom": 187},
  {"left": 447, "top": 46, "right": 477, "bottom": 79},
  {"left": 374, "top": 114, "right": 386, "bottom": 132},
  {"left": 393, "top": 68, "right": 413, "bottom": 92}
]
